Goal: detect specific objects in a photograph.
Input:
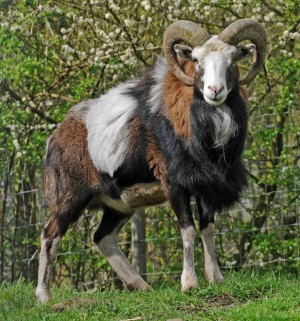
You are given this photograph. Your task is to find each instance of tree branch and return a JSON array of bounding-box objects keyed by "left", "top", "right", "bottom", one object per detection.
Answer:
[{"left": 1, "top": 80, "right": 58, "bottom": 124}]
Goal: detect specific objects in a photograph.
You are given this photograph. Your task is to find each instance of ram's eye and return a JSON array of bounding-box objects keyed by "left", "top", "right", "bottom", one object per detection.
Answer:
[
  {"left": 232, "top": 55, "right": 239, "bottom": 63},
  {"left": 192, "top": 58, "right": 198, "bottom": 63}
]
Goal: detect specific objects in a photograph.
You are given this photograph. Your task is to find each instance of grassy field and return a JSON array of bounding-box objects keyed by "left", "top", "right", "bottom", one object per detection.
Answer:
[{"left": 0, "top": 270, "right": 299, "bottom": 321}]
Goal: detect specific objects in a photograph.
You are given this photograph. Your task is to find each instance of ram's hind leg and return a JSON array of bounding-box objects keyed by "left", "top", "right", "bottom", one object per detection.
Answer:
[
  {"left": 36, "top": 197, "right": 91, "bottom": 303},
  {"left": 94, "top": 207, "right": 152, "bottom": 291},
  {"left": 35, "top": 215, "right": 69, "bottom": 303}
]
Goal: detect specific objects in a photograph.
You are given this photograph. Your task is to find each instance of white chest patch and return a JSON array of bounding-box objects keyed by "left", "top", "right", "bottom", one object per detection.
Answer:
[
  {"left": 212, "top": 104, "right": 238, "bottom": 148},
  {"left": 85, "top": 82, "right": 137, "bottom": 176}
]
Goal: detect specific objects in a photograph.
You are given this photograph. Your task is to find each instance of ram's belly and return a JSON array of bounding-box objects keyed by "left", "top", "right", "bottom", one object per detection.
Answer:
[{"left": 89, "top": 181, "right": 167, "bottom": 214}]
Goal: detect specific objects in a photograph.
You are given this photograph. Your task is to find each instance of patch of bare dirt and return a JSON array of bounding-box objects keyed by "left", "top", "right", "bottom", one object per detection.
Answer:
[
  {"left": 53, "top": 297, "right": 96, "bottom": 311},
  {"left": 177, "top": 293, "right": 237, "bottom": 314}
]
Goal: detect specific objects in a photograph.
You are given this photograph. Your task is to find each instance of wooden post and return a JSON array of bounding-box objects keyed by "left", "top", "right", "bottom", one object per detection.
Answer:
[{"left": 131, "top": 209, "right": 147, "bottom": 281}]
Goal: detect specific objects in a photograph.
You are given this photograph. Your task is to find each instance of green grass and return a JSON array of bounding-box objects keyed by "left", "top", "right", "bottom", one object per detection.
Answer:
[{"left": 1, "top": 270, "right": 299, "bottom": 321}]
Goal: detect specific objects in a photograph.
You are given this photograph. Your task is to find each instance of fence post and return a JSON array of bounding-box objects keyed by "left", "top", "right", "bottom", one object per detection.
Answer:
[{"left": 131, "top": 209, "right": 147, "bottom": 281}]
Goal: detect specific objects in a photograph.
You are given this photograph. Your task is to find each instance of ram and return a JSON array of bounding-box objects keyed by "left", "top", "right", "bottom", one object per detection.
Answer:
[{"left": 36, "top": 19, "right": 267, "bottom": 303}]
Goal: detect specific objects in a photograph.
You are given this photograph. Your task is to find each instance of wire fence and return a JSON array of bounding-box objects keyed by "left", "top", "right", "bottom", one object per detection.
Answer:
[{"left": 0, "top": 163, "right": 299, "bottom": 290}]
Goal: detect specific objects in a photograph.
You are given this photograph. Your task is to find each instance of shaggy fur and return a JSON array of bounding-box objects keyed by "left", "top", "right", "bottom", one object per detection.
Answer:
[{"left": 36, "top": 46, "right": 250, "bottom": 302}]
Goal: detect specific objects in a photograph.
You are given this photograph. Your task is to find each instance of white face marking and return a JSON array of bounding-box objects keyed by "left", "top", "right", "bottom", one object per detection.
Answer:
[
  {"left": 192, "top": 39, "right": 238, "bottom": 106},
  {"left": 86, "top": 82, "right": 137, "bottom": 176},
  {"left": 202, "top": 52, "right": 229, "bottom": 104}
]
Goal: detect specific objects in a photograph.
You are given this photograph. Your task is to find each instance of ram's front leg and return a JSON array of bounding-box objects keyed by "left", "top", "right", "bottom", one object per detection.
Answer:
[
  {"left": 196, "top": 199, "right": 224, "bottom": 284},
  {"left": 168, "top": 185, "right": 199, "bottom": 292}
]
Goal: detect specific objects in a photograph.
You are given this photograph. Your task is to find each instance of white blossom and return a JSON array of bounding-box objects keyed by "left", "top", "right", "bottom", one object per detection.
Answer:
[
  {"left": 289, "top": 32, "right": 300, "bottom": 40},
  {"left": 62, "top": 45, "right": 75, "bottom": 53},
  {"left": 46, "top": 100, "right": 54, "bottom": 107},
  {"left": 96, "top": 50, "right": 104, "bottom": 57},
  {"left": 1, "top": 95, "right": 8, "bottom": 102},
  {"left": 146, "top": 43, "right": 154, "bottom": 50},
  {"left": 13, "top": 139, "right": 21, "bottom": 151},
  {"left": 124, "top": 19, "right": 132, "bottom": 27}
]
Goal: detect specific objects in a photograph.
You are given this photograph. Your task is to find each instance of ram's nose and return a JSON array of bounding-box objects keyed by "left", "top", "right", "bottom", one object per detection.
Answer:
[{"left": 208, "top": 86, "right": 224, "bottom": 97}]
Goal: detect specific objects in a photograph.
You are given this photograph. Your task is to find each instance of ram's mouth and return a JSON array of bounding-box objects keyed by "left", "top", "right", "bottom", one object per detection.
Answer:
[{"left": 204, "top": 95, "right": 226, "bottom": 106}]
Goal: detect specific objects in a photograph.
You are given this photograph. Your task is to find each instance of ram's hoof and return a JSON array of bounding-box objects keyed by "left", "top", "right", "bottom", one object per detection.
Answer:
[
  {"left": 126, "top": 278, "right": 153, "bottom": 291},
  {"left": 36, "top": 287, "right": 52, "bottom": 303},
  {"left": 205, "top": 270, "right": 224, "bottom": 284},
  {"left": 181, "top": 271, "right": 199, "bottom": 292}
]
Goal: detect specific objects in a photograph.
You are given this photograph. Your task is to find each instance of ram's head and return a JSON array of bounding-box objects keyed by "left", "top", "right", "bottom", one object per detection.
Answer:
[{"left": 164, "top": 19, "right": 267, "bottom": 106}]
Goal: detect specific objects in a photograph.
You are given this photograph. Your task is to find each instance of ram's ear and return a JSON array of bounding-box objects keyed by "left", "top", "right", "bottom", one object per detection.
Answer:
[
  {"left": 236, "top": 44, "right": 256, "bottom": 60},
  {"left": 174, "top": 44, "right": 193, "bottom": 61}
]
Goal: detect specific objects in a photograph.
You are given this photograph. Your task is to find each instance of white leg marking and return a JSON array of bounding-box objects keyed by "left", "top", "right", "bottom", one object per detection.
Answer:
[
  {"left": 181, "top": 226, "right": 199, "bottom": 292},
  {"left": 96, "top": 221, "right": 152, "bottom": 291},
  {"left": 35, "top": 233, "right": 61, "bottom": 303},
  {"left": 202, "top": 223, "right": 224, "bottom": 284}
]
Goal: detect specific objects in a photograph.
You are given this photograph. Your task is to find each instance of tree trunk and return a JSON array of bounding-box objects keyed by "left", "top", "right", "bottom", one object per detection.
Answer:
[{"left": 0, "top": 153, "right": 15, "bottom": 282}]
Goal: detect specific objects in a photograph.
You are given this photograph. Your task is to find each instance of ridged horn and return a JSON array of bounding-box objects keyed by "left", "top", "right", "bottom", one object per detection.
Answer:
[
  {"left": 218, "top": 18, "right": 267, "bottom": 85},
  {"left": 163, "top": 20, "right": 211, "bottom": 86}
]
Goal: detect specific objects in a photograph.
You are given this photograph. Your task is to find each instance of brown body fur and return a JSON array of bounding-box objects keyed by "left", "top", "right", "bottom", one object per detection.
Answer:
[
  {"left": 44, "top": 110, "right": 100, "bottom": 228},
  {"left": 163, "top": 61, "right": 194, "bottom": 139}
]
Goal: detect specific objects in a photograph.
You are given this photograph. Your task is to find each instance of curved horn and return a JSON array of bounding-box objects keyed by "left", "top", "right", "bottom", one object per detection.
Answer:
[
  {"left": 163, "top": 20, "right": 211, "bottom": 86},
  {"left": 219, "top": 18, "right": 267, "bottom": 85}
]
